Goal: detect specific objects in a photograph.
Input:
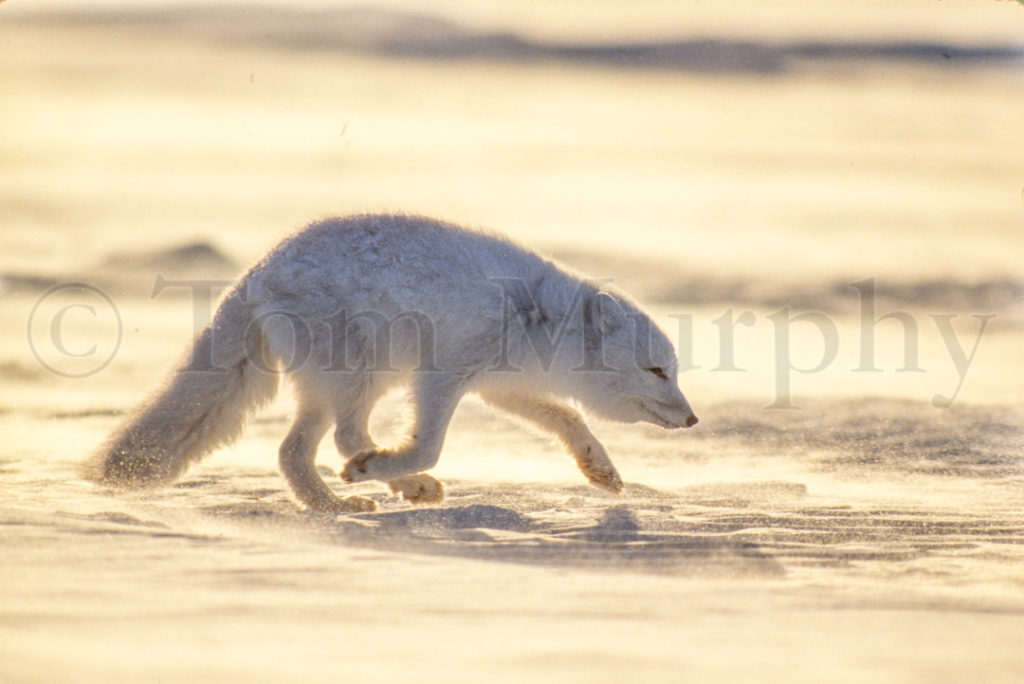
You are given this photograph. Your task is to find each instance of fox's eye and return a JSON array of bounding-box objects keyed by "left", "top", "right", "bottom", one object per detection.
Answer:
[{"left": 646, "top": 366, "right": 668, "bottom": 380}]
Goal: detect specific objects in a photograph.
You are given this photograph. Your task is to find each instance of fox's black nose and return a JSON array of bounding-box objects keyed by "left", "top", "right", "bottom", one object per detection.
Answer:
[{"left": 685, "top": 414, "right": 699, "bottom": 428}]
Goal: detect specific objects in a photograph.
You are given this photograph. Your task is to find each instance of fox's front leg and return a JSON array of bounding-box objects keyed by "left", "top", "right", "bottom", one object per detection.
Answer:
[
  {"left": 333, "top": 391, "right": 446, "bottom": 505},
  {"left": 480, "top": 390, "right": 623, "bottom": 493},
  {"left": 340, "top": 373, "right": 466, "bottom": 485}
]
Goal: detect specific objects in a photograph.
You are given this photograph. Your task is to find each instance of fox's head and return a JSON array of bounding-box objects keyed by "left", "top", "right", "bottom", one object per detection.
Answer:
[{"left": 566, "top": 290, "right": 698, "bottom": 429}]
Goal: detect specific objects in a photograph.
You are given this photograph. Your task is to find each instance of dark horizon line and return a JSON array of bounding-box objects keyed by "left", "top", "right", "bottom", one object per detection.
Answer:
[{"left": 9, "top": 5, "right": 1024, "bottom": 75}]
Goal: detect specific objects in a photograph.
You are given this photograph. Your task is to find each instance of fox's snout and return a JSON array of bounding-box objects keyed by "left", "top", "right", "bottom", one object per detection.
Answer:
[
  {"left": 659, "top": 386, "right": 698, "bottom": 429},
  {"left": 638, "top": 394, "right": 698, "bottom": 430},
  {"left": 670, "top": 411, "right": 698, "bottom": 429}
]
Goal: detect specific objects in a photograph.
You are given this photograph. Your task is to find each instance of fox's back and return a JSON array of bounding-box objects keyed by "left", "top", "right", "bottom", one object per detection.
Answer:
[{"left": 244, "top": 213, "right": 569, "bottom": 331}]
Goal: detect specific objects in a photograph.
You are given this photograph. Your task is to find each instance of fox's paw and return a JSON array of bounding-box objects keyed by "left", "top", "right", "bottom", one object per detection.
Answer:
[
  {"left": 581, "top": 460, "right": 623, "bottom": 494},
  {"left": 574, "top": 444, "right": 623, "bottom": 494},
  {"left": 388, "top": 474, "right": 445, "bottom": 506},
  {"left": 307, "top": 494, "right": 378, "bottom": 514},
  {"left": 587, "top": 468, "right": 624, "bottom": 494},
  {"left": 339, "top": 495, "right": 379, "bottom": 513},
  {"left": 340, "top": 449, "right": 388, "bottom": 483}
]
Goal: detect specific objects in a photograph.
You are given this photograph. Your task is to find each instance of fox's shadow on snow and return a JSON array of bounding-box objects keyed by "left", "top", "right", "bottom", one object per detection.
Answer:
[
  {"left": 325, "top": 500, "right": 784, "bottom": 577},
  {"left": 181, "top": 476, "right": 783, "bottom": 577},
  {"left": 183, "top": 470, "right": 1024, "bottom": 581}
]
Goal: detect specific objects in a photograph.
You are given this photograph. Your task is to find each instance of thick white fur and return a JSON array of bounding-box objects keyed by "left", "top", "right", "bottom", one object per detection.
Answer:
[{"left": 86, "top": 214, "right": 697, "bottom": 513}]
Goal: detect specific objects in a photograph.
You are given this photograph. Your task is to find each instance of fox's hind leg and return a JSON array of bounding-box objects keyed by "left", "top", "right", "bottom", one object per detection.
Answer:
[
  {"left": 386, "top": 474, "right": 445, "bottom": 505},
  {"left": 479, "top": 390, "right": 623, "bottom": 494},
  {"left": 332, "top": 378, "right": 445, "bottom": 506},
  {"left": 332, "top": 369, "right": 404, "bottom": 457},
  {"left": 279, "top": 406, "right": 377, "bottom": 513}
]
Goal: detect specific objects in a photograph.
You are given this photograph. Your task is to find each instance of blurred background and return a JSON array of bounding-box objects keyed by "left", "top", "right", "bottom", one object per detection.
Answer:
[{"left": 3, "top": 0, "right": 1023, "bottom": 407}]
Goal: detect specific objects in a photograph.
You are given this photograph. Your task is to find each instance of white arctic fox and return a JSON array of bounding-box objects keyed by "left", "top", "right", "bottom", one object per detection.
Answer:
[{"left": 87, "top": 214, "right": 698, "bottom": 512}]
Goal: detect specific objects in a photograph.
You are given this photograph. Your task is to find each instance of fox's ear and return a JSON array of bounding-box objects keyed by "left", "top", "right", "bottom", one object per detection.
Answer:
[{"left": 585, "top": 290, "right": 626, "bottom": 334}]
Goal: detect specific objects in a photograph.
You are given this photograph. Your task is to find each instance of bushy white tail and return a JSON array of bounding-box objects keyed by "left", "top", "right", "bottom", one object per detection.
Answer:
[{"left": 85, "top": 287, "right": 278, "bottom": 487}]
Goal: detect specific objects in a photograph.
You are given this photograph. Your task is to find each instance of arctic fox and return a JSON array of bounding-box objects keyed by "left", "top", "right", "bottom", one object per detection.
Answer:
[{"left": 87, "top": 214, "right": 698, "bottom": 512}]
